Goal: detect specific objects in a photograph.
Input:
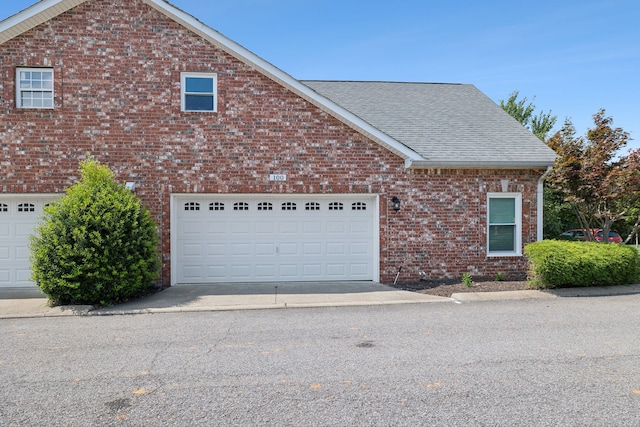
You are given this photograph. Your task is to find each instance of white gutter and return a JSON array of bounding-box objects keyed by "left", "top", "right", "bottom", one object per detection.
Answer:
[
  {"left": 406, "top": 159, "right": 556, "bottom": 170},
  {"left": 537, "top": 166, "right": 553, "bottom": 241}
]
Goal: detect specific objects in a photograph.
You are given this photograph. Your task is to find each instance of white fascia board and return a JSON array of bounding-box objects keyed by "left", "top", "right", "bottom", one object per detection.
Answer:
[
  {"left": 405, "top": 159, "right": 556, "bottom": 169},
  {"left": 145, "top": 0, "right": 424, "bottom": 164}
]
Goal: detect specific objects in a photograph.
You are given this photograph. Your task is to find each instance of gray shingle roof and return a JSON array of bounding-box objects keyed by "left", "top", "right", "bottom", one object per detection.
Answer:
[{"left": 302, "top": 81, "right": 557, "bottom": 168}]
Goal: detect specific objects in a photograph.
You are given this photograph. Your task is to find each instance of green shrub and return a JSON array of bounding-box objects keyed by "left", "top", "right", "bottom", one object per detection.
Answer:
[
  {"left": 30, "top": 158, "right": 159, "bottom": 306},
  {"left": 525, "top": 240, "right": 640, "bottom": 289}
]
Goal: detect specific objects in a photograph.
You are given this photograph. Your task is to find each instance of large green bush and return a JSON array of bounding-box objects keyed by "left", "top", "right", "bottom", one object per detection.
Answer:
[
  {"left": 30, "top": 158, "right": 159, "bottom": 306},
  {"left": 525, "top": 240, "right": 640, "bottom": 289}
]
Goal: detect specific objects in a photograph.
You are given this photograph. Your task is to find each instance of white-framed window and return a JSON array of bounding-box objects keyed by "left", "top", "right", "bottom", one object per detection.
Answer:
[
  {"left": 16, "top": 67, "right": 54, "bottom": 109},
  {"left": 487, "top": 192, "right": 522, "bottom": 256},
  {"left": 181, "top": 72, "right": 217, "bottom": 112}
]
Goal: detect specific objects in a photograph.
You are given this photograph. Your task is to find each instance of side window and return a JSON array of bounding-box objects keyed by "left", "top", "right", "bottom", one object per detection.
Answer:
[
  {"left": 181, "top": 72, "right": 217, "bottom": 112},
  {"left": 487, "top": 193, "right": 521, "bottom": 256},
  {"left": 16, "top": 68, "right": 54, "bottom": 109}
]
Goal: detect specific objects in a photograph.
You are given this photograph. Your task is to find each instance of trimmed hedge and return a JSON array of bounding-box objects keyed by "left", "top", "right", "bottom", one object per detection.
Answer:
[
  {"left": 30, "top": 158, "right": 159, "bottom": 306},
  {"left": 525, "top": 240, "right": 640, "bottom": 289}
]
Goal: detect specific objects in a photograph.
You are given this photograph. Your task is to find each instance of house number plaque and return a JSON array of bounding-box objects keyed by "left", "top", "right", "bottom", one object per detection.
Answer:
[{"left": 269, "top": 174, "right": 287, "bottom": 181}]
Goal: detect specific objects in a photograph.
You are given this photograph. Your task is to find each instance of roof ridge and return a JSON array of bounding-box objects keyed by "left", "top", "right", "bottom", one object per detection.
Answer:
[{"left": 301, "top": 80, "right": 465, "bottom": 86}]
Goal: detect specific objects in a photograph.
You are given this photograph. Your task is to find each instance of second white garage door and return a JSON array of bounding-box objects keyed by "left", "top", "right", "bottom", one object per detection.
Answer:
[
  {"left": 172, "top": 195, "right": 378, "bottom": 284},
  {"left": 0, "top": 195, "right": 58, "bottom": 288}
]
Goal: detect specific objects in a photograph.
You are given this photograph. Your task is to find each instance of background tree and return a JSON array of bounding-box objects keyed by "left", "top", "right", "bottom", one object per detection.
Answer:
[
  {"left": 545, "top": 110, "right": 640, "bottom": 242},
  {"left": 500, "top": 91, "right": 557, "bottom": 141}
]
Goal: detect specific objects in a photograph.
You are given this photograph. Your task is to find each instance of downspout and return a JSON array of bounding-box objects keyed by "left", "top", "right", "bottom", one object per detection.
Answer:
[{"left": 537, "top": 166, "right": 553, "bottom": 241}]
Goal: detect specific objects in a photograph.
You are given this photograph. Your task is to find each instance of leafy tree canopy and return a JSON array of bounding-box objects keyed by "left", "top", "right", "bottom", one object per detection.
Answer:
[
  {"left": 545, "top": 109, "right": 640, "bottom": 243},
  {"left": 500, "top": 91, "right": 557, "bottom": 141}
]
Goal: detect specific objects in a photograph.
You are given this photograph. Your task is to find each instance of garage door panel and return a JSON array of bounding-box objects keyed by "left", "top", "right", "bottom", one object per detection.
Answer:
[
  {"left": 303, "top": 221, "right": 322, "bottom": 234},
  {"left": 175, "top": 195, "right": 376, "bottom": 283},
  {"left": 229, "top": 243, "right": 252, "bottom": 256},
  {"left": 303, "top": 264, "right": 322, "bottom": 277},
  {"left": 16, "top": 246, "right": 31, "bottom": 262},
  {"left": 207, "top": 265, "right": 227, "bottom": 279},
  {"left": 255, "top": 243, "right": 276, "bottom": 256},
  {"left": 208, "top": 243, "right": 227, "bottom": 256},
  {"left": 279, "top": 264, "right": 299, "bottom": 278},
  {"left": 279, "top": 222, "right": 299, "bottom": 234},
  {"left": 326, "top": 264, "right": 346, "bottom": 277},
  {"left": 206, "top": 221, "right": 229, "bottom": 235},
  {"left": 350, "top": 221, "right": 370, "bottom": 234},
  {"left": 350, "top": 242, "right": 370, "bottom": 256},
  {"left": 303, "top": 243, "right": 322, "bottom": 255},
  {"left": 279, "top": 243, "right": 299, "bottom": 256},
  {"left": 182, "top": 243, "right": 203, "bottom": 257},
  {"left": 255, "top": 221, "right": 276, "bottom": 234},
  {"left": 326, "top": 221, "right": 346, "bottom": 233},
  {"left": 231, "top": 265, "right": 252, "bottom": 278},
  {"left": 255, "top": 265, "right": 276, "bottom": 279},
  {"left": 230, "top": 222, "right": 252, "bottom": 234},
  {"left": 17, "top": 269, "right": 32, "bottom": 282},
  {"left": 327, "top": 242, "right": 346, "bottom": 255}
]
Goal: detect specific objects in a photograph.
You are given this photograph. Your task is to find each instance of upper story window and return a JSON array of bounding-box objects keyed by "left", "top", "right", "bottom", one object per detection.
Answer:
[
  {"left": 181, "top": 72, "right": 217, "bottom": 112},
  {"left": 16, "top": 68, "right": 54, "bottom": 109}
]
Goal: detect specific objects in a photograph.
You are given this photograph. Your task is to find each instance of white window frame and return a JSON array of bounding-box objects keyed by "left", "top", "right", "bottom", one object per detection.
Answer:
[
  {"left": 180, "top": 72, "right": 217, "bottom": 112},
  {"left": 16, "top": 67, "right": 54, "bottom": 109},
  {"left": 487, "top": 192, "right": 522, "bottom": 257}
]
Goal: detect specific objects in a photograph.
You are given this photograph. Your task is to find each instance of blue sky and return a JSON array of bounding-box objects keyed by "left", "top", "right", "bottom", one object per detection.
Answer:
[{"left": 2, "top": 0, "right": 638, "bottom": 150}]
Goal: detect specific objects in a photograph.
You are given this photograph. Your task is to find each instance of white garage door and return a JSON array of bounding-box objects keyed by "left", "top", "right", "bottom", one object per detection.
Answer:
[
  {"left": 173, "top": 195, "right": 378, "bottom": 284},
  {"left": 0, "top": 196, "right": 57, "bottom": 288}
]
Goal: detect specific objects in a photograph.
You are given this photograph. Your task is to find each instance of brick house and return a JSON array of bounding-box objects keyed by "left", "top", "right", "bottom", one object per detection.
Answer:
[{"left": 0, "top": 0, "right": 557, "bottom": 288}]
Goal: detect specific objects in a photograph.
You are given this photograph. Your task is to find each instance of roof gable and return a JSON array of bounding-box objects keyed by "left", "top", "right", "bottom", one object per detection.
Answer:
[
  {"left": 1, "top": 1, "right": 556, "bottom": 169},
  {"left": 0, "top": 0, "right": 423, "bottom": 164}
]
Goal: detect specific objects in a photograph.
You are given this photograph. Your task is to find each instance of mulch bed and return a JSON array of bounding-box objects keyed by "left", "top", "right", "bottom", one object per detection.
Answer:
[{"left": 392, "top": 279, "right": 533, "bottom": 298}]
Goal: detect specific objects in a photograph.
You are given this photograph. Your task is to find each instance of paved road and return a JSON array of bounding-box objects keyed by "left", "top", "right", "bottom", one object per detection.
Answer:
[{"left": 2, "top": 294, "right": 640, "bottom": 426}]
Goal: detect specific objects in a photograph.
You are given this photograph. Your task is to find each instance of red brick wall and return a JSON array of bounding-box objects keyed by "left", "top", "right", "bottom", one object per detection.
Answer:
[{"left": 0, "top": 0, "right": 543, "bottom": 286}]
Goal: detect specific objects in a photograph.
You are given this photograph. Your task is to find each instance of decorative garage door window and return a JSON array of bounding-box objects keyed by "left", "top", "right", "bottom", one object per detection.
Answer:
[
  {"left": 18, "top": 203, "right": 35, "bottom": 212},
  {"left": 209, "top": 202, "right": 224, "bottom": 211},
  {"left": 329, "top": 202, "right": 344, "bottom": 211},
  {"left": 305, "top": 202, "right": 320, "bottom": 211},
  {"left": 258, "top": 202, "right": 273, "bottom": 211},
  {"left": 234, "top": 202, "right": 249, "bottom": 211},
  {"left": 352, "top": 202, "right": 367, "bottom": 211},
  {"left": 0, "top": 204, "right": 7, "bottom": 212},
  {"left": 281, "top": 202, "right": 297, "bottom": 211},
  {"left": 184, "top": 202, "right": 200, "bottom": 211}
]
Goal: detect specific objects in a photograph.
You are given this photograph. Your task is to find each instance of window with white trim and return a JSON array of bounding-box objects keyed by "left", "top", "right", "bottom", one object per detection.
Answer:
[
  {"left": 487, "top": 193, "right": 521, "bottom": 256},
  {"left": 181, "top": 72, "right": 217, "bottom": 112},
  {"left": 16, "top": 68, "right": 54, "bottom": 109}
]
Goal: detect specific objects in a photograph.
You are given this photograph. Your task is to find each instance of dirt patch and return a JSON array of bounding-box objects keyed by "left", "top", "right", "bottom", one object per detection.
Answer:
[{"left": 393, "top": 279, "right": 533, "bottom": 298}]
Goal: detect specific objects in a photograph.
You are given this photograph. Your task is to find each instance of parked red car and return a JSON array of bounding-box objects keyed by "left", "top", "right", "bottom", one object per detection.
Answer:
[{"left": 559, "top": 229, "right": 623, "bottom": 244}]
